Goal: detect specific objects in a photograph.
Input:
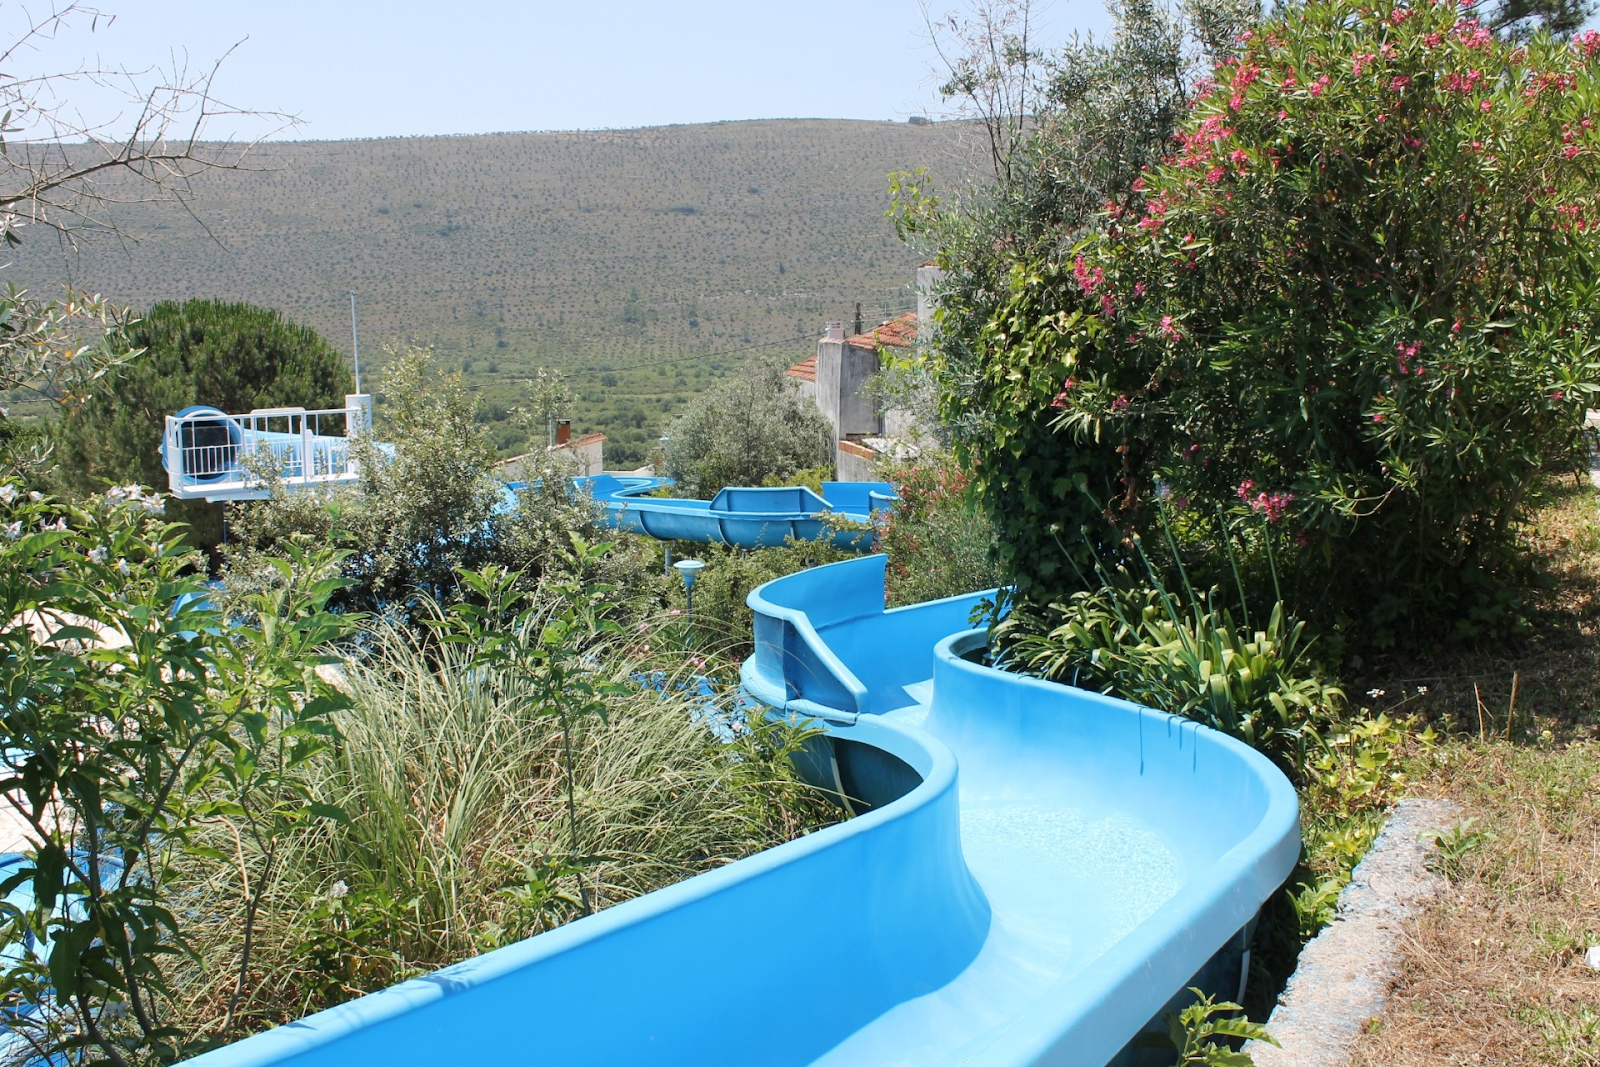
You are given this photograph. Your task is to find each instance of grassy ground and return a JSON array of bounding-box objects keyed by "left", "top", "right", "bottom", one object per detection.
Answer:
[{"left": 1341, "top": 475, "right": 1600, "bottom": 1066}]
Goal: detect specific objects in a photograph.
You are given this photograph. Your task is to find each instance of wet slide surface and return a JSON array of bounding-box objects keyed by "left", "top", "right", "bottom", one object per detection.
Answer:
[{"left": 183, "top": 556, "right": 1298, "bottom": 1067}]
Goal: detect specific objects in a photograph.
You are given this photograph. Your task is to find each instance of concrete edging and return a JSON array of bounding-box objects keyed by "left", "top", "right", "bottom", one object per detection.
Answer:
[{"left": 1245, "top": 796, "right": 1462, "bottom": 1067}]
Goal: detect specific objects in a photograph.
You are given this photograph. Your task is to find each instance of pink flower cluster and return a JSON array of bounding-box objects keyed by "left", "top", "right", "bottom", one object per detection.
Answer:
[
  {"left": 1159, "top": 315, "right": 1182, "bottom": 341},
  {"left": 1556, "top": 119, "right": 1594, "bottom": 163},
  {"left": 1237, "top": 480, "right": 1294, "bottom": 522},
  {"left": 1072, "top": 255, "right": 1105, "bottom": 295},
  {"left": 1554, "top": 203, "right": 1590, "bottom": 232},
  {"left": 1395, "top": 341, "right": 1425, "bottom": 376},
  {"left": 1442, "top": 68, "right": 1485, "bottom": 93},
  {"left": 1454, "top": 19, "right": 1493, "bottom": 50},
  {"left": 1138, "top": 196, "right": 1168, "bottom": 232},
  {"left": 1051, "top": 379, "right": 1076, "bottom": 408},
  {"left": 1576, "top": 30, "right": 1599, "bottom": 58},
  {"left": 1175, "top": 114, "right": 1236, "bottom": 171},
  {"left": 1524, "top": 71, "right": 1577, "bottom": 99},
  {"left": 1352, "top": 52, "right": 1376, "bottom": 76}
]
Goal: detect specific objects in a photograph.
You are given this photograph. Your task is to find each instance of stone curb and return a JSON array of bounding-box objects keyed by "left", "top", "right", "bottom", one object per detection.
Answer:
[{"left": 1245, "top": 796, "right": 1462, "bottom": 1067}]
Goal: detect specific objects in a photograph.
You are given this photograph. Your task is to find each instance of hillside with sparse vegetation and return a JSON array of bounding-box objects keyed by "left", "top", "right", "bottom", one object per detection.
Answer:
[{"left": 7, "top": 119, "right": 976, "bottom": 465}]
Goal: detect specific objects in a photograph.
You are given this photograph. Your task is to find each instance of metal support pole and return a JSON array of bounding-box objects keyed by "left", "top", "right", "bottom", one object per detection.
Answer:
[{"left": 349, "top": 291, "right": 362, "bottom": 394}]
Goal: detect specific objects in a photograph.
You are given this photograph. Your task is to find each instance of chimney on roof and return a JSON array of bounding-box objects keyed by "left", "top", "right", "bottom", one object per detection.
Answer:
[
  {"left": 555, "top": 419, "right": 572, "bottom": 446},
  {"left": 854, "top": 302, "right": 863, "bottom": 336},
  {"left": 825, "top": 322, "right": 846, "bottom": 341}
]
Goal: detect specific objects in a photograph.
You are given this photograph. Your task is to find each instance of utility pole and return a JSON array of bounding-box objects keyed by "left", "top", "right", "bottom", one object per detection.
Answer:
[{"left": 349, "top": 292, "right": 362, "bottom": 394}]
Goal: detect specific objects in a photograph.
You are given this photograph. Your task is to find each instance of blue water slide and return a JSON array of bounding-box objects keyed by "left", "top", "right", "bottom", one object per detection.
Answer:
[
  {"left": 569, "top": 474, "right": 896, "bottom": 549},
  {"left": 182, "top": 555, "right": 1299, "bottom": 1067}
]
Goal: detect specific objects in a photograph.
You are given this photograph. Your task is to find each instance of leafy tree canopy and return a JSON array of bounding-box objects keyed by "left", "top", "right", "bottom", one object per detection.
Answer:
[
  {"left": 661, "top": 359, "right": 834, "bottom": 498},
  {"left": 906, "top": 0, "right": 1600, "bottom": 648}
]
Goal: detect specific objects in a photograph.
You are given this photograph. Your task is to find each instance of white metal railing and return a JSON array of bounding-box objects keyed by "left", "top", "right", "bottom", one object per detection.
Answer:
[{"left": 163, "top": 395, "right": 373, "bottom": 502}]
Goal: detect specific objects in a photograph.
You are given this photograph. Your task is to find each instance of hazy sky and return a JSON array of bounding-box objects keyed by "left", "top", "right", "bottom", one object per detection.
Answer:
[{"left": 12, "top": 0, "right": 1116, "bottom": 141}]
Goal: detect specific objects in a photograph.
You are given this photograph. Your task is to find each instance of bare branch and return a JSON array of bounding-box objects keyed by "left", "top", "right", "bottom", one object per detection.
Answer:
[{"left": 0, "top": 2, "right": 301, "bottom": 250}]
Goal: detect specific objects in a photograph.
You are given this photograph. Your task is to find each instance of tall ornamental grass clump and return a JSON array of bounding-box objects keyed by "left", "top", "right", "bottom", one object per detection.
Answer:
[
  {"left": 169, "top": 562, "right": 837, "bottom": 1038},
  {"left": 973, "top": 0, "right": 1600, "bottom": 645}
]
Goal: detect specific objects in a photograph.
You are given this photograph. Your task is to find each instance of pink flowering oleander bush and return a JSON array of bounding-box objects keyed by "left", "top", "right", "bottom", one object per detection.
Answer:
[{"left": 985, "top": 0, "right": 1600, "bottom": 646}]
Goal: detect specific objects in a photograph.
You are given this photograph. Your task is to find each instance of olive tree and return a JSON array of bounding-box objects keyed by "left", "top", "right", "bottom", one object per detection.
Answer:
[{"left": 661, "top": 359, "right": 834, "bottom": 498}]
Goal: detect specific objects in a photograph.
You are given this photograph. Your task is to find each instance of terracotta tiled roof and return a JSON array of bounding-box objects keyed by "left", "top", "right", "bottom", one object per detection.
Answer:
[
  {"left": 786, "top": 355, "right": 817, "bottom": 382},
  {"left": 837, "top": 439, "right": 875, "bottom": 460},
  {"left": 847, "top": 312, "right": 917, "bottom": 350},
  {"left": 538, "top": 432, "right": 607, "bottom": 456}
]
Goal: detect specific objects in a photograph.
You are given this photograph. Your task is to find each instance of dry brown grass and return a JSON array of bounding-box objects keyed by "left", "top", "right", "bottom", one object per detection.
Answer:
[
  {"left": 1315, "top": 475, "right": 1600, "bottom": 1065},
  {"left": 1346, "top": 741, "right": 1600, "bottom": 1066}
]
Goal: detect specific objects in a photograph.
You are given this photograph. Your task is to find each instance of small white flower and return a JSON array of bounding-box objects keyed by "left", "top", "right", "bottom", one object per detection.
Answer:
[
  {"left": 3, "top": 520, "right": 20, "bottom": 540},
  {"left": 1416, "top": 685, "right": 1428, "bottom": 695},
  {"left": 28, "top": 491, "right": 41, "bottom": 501},
  {"left": 329, "top": 879, "right": 349, "bottom": 899},
  {"left": 41, "top": 516, "right": 66, "bottom": 532},
  {"left": 1366, "top": 688, "right": 1386, "bottom": 699},
  {"left": 87, "top": 545, "right": 108, "bottom": 564},
  {"left": 0, "top": 484, "right": 15, "bottom": 504},
  {"left": 116, "top": 557, "right": 130, "bottom": 575}
]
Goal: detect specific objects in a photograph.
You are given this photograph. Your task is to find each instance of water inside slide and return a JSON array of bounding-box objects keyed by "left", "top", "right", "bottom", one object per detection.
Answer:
[
  {"left": 182, "top": 555, "right": 1298, "bottom": 1067},
  {"left": 569, "top": 474, "right": 895, "bottom": 549}
]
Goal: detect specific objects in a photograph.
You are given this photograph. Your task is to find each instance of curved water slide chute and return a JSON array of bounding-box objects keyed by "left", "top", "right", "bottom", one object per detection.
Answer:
[
  {"left": 181, "top": 555, "right": 1299, "bottom": 1067},
  {"left": 569, "top": 474, "right": 897, "bottom": 550}
]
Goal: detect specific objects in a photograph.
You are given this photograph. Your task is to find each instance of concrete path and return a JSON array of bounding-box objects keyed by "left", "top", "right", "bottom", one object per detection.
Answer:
[{"left": 1246, "top": 797, "right": 1461, "bottom": 1067}]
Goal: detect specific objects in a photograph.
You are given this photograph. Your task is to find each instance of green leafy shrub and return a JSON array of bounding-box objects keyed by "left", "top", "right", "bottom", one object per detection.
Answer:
[
  {"left": 1145, "top": 987, "right": 1278, "bottom": 1066},
  {"left": 662, "top": 359, "right": 834, "bottom": 498},
  {"left": 875, "top": 452, "right": 1001, "bottom": 606},
  {"left": 998, "top": 561, "right": 1344, "bottom": 769},
  {"left": 892, "top": 0, "right": 1250, "bottom": 604},
  {"left": 973, "top": 1, "right": 1600, "bottom": 645},
  {"left": 0, "top": 484, "right": 354, "bottom": 1065}
]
